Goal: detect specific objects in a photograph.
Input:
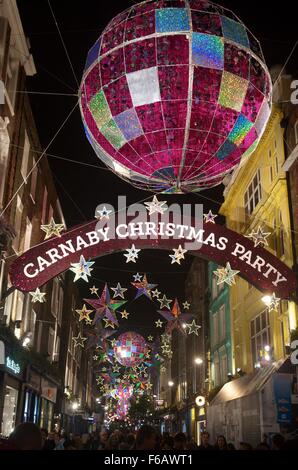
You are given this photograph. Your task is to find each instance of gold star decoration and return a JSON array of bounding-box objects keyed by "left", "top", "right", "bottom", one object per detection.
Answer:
[
  {"left": 103, "top": 318, "right": 117, "bottom": 329},
  {"left": 90, "top": 285, "right": 99, "bottom": 295},
  {"left": 213, "top": 262, "right": 240, "bottom": 286},
  {"left": 93, "top": 355, "right": 98, "bottom": 361},
  {"left": 29, "top": 288, "right": 46, "bottom": 303},
  {"left": 96, "top": 377, "right": 104, "bottom": 385},
  {"left": 40, "top": 217, "right": 65, "bottom": 240},
  {"left": 267, "top": 293, "right": 281, "bottom": 312},
  {"left": 246, "top": 226, "right": 271, "bottom": 248},
  {"left": 186, "top": 320, "right": 201, "bottom": 336},
  {"left": 72, "top": 332, "right": 87, "bottom": 348},
  {"left": 121, "top": 310, "right": 130, "bottom": 319},
  {"left": 155, "top": 319, "right": 163, "bottom": 328},
  {"left": 169, "top": 245, "right": 188, "bottom": 265},
  {"left": 75, "top": 304, "right": 93, "bottom": 322},
  {"left": 113, "top": 365, "right": 120, "bottom": 373},
  {"left": 144, "top": 195, "right": 168, "bottom": 215},
  {"left": 158, "top": 295, "right": 172, "bottom": 309},
  {"left": 148, "top": 335, "right": 154, "bottom": 342},
  {"left": 111, "top": 339, "right": 117, "bottom": 347},
  {"left": 183, "top": 301, "right": 190, "bottom": 310}
]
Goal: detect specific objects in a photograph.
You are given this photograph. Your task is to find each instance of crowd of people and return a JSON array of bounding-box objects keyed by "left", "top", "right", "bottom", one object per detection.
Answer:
[{"left": 0, "top": 423, "right": 297, "bottom": 450}]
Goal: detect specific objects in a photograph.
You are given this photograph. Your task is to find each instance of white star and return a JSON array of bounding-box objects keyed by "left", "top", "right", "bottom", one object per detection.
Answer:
[
  {"left": 183, "top": 301, "right": 191, "bottom": 310},
  {"left": 40, "top": 218, "right": 65, "bottom": 239},
  {"left": 69, "top": 255, "right": 94, "bottom": 282},
  {"left": 158, "top": 295, "right": 172, "bottom": 309},
  {"left": 151, "top": 288, "right": 161, "bottom": 299},
  {"left": 155, "top": 319, "right": 163, "bottom": 328},
  {"left": 144, "top": 195, "right": 168, "bottom": 215},
  {"left": 186, "top": 320, "right": 201, "bottom": 336},
  {"left": 124, "top": 244, "right": 141, "bottom": 263},
  {"left": 246, "top": 226, "right": 271, "bottom": 247},
  {"left": 203, "top": 210, "right": 218, "bottom": 224},
  {"left": 90, "top": 285, "right": 98, "bottom": 295},
  {"left": 95, "top": 206, "right": 113, "bottom": 220},
  {"left": 29, "top": 288, "right": 46, "bottom": 303},
  {"left": 110, "top": 282, "right": 127, "bottom": 299},
  {"left": 133, "top": 273, "right": 143, "bottom": 282}
]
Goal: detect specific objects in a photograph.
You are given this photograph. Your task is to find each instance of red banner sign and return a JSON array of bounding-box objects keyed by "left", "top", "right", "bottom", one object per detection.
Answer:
[{"left": 9, "top": 218, "right": 297, "bottom": 300}]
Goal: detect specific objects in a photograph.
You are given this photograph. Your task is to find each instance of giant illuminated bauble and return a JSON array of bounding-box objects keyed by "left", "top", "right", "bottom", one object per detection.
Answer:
[
  {"left": 80, "top": 0, "right": 272, "bottom": 193},
  {"left": 114, "top": 331, "right": 148, "bottom": 367}
]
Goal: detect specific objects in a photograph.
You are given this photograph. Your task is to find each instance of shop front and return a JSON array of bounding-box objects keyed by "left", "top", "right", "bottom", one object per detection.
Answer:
[{"left": 0, "top": 340, "right": 25, "bottom": 437}]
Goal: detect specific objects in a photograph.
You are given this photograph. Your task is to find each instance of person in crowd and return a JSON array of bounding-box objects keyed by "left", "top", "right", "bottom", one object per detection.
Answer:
[
  {"left": 214, "top": 435, "right": 228, "bottom": 450},
  {"left": 105, "top": 432, "right": 120, "bottom": 450},
  {"left": 255, "top": 442, "right": 270, "bottom": 450},
  {"left": 63, "top": 438, "right": 76, "bottom": 450},
  {"left": 9, "top": 423, "right": 42, "bottom": 450},
  {"left": 134, "top": 425, "right": 157, "bottom": 450},
  {"left": 239, "top": 442, "right": 253, "bottom": 450},
  {"left": 161, "top": 435, "right": 174, "bottom": 450},
  {"left": 40, "top": 428, "right": 48, "bottom": 449},
  {"left": 227, "top": 442, "right": 236, "bottom": 451},
  {"left": 127, "top": 433, "right": 136, "bottom": 449},
  {"left": 198, "top": 431, "right": 213, "bottom": 450},
  {"left": 42, "top": 431, "right": 56, "bottom": 450},
  {"left": 186, "top": 437, "right": 198, "bottom": 450},
  {"left": 97, "top": 429, "right": 109, "bottom": 450},
  {"left": 272, "top": 433, "right": 285, "bottom": 450},
  {"left": 173, "top": 432, "right": 187, "bottom": 451}
]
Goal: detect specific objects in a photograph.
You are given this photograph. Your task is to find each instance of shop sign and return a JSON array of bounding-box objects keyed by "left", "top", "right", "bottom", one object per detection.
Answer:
[
  {"left": 195, "top": 395, "right": 206, "bottom": 407},
  {"left": 28, "top": 369, "right": 41, "bottom": 391},
  {"left": 6, "top": 356, "right": 21, "bottom": 375},
  {"left": 273, "top": 373, "right": 292, "bottom": 424},
  {"left": 41, "top": 378, "right": 57, "bottom": 403}
]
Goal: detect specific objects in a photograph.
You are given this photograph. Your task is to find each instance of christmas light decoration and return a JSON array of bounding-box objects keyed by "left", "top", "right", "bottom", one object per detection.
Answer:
[
  {"left": 158, "top": 294, "right": 172, "bottom": 309},
  {"left": 114, "top": 331, "right": 148, "bottom": 367},
  {"left": 203, "top": 210, "right": 218, "bottom": 223},
  {"left": 131, "top": 273, "right": 157, "bottom": 300},
  {"left": 72, "top": 332, "right": 87, "bottom": 348},
  {"left": 69, "top": 255, "right": 94, "bottom": 282},
  {"left": 95, "top": 206, "right": 113, "bottom": 220},
  {"left": 84, "top": 283, "right": 126, "bottom": 326},
  {"left": 158, "top": 298, "right": 193, "bottom": 335},
  {"left": 111, "top": 282, "right": 127, "bottom": 299},
  {"left": 120, "top": 310, "right": 130, "bottom": 319},
  {"left": 29, "top": 288, "right": 46, "bottom": 303},
  {"left": 80, "top": 0, "right": 271, "bottom": 193},
  {"left": 183, "top": 301, "right": 191, "bottom": 310},
  {"left": 155, "top": 319, "right": 163, "bottom": 328},
  {"left": 246, "top": 226, "right": 271, "bottom": 247},
  {"left": 186, "top": 319, "right": 201, "bottom": 335},
  {"left": 213, "top": 262, "right": 240, "bottom": 286},
  {"left": 124, "top": 244, "right": 141, "bottom": 263},
  {"left": 144, "top": 195, "right": 168, "bottom": 215},
  {"left": 169, "top": 245, "right": 188, "bottom": 264},
  {"left": 75, "top": 304, "right": 93, "bottom": 323},
  {"left": 40, "top": 218, "right": 65, "bottom": 239}
]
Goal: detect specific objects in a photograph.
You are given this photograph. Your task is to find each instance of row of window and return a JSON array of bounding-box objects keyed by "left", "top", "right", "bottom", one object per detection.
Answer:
[{"left": 211, "top": 305, "right": 226, "bottom": 347}]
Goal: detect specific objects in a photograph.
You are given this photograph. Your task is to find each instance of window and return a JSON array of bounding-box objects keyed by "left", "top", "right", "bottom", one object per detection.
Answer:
[
  {"left": 53, "top": 336, "right": 60, "bottom": 362},
  {"left": 2, "top": 386, "right": 18, "bottom": 437},
  {"left": 6, "top": 56, "right": 19, "bottom": 110},
  {"left": 58, "top": 286, "right": 63, "bottom": 326},
  {"left": 244, "top": 170, "right": 262, "bottom": 215},
  {"left": 23, "top": 218, "right": 32, "bottom": 252},
  {"left": 220, "top": 352, "right": 228, "bottom": 384},
  {"left": 269, "top": 166, "right": 273, "bottom": 183},
  {"left": 20, "top": 131, "right": 30, "bottom": 182},
  {"left": 30, "top": 160, "right": 38, "bottom": 203},
  {"left": 279, "top": 211, "right": 285, "bottom": 257},
  {"left": 48, "top": 327, "right": 55, "bottom": 358},
  {"left": 219, "top": 305, "right": 226, "bottom": 341},
  {"left": 212, "top": 272, "right": 223, "bottom": 299},
  {"left": 213, "top": 312, "right": 219, "bottom": 347},
  {"left": 250, "top": 310, "right": 271, "bottom": 366},
  {"left": 214, "top": 354, "right": 220, "bottom": 387},
  {"left": 275, "top": 155, "right": 279, "bottom": 174},
  {"left": 12, "top": 196, "right": 23, "bottom": 253}
]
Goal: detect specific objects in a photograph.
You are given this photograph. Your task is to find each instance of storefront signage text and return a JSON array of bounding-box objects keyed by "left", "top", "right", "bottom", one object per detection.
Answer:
[{"left": 6, "top": 357, "right": 21, "bottom": 375}]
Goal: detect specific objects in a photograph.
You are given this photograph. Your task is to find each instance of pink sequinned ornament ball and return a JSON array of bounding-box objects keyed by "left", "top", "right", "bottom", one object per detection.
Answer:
[{"left": 113, "top": 331, "right": 148, "bottom": 367}]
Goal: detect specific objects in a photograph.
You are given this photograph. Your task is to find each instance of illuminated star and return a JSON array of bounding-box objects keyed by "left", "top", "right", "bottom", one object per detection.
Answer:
[
  {"left": 146, "top": 382, "right": 153, "bottom": 390},
  {"left": 151, "top": 289, "right": 161, "bottom": 299},
  {"left": 131, "top": 274, "right": 157, "bottom": 300},
  {"left": 203, "top": 210, "right": 218, "bottom": 224},
  {"left": 75, "top": 304, "right": 93, "bottom": 322},
  {"left": 169, "top": 245, "right": 188, "bottom": 265},
  {"left": 93, "top": 355, "right": 98, "bottom": 361},
  {"left": 90, "top": 285, "right": 99, "bottom": 295},
  {"left": 133, "top": 273, "right": 143, "bottom": 282},
  {"left": 113, "top": 364, "right": 121, "bottom": 373},
  {"left": 96, "top": 377, "right": 104, "bottom": 385},
  {"left": 186, "top": 320, "right": 201, "bottom": 336},
  {"left": 40, "top": 217, "right": 65, "bottom": 239},
  {"left": 120, "top": 310, "right": 130, "bottom": 319},
  {"left": 144, "top": 195, "right": 168, "bottom": 215},
  {"left": 124, "top": 244, "right": 141, "bottom": 263},
  {"left": 160, "top": 366, "right": 166, "bottom": 373},
  {"left": 84, "top": 284, "right": 126, "bottom": 326},
  {"left": 148, "top": 335, "right": 154, "bottom": 342},
  {"left": 246, "top": 226, "right": 271, "bottom": 247},
  {"left": 111, "top": 283, "right": 127, "bottom": 299},
  {"left": 85, "top": 318, "right": 92, "bottom": 325},
  {"left": 138, "top": 364, "right": 147, "bottom": 374},
  {"left": 183, "top": 301, "right": 190, "bottom": 310},
  {"left": 155, "top": 320, "right": 163, "bottom": 328},
  {"left": 29, "top": 288, "right": 46, "bottom": 303},
  {"left": 104, "top": 318, "right": 117, "bottom": 329},
  {"left": 70, "top": 255, "right": 94, "bottom": 283},
  {"left": 267, "top": 293, "right": 280, "bottom": 312},
  {"left": 213, "top": 262, "right": 240, "bottom": 286},
  {"left": 158, "top": 299, "right": 193, "bottom": 335},
  {"left": 96, "top": 206, "right": 113, "bottom": 220},
  {"left": 72, "top": 332, "right": 87, "bottom": 348},
  {"left": 158, "top": 295, "right": 172, "bottom": 310},
  {"left": 111, "top": 338, "right": 117, "bottom": 348}
]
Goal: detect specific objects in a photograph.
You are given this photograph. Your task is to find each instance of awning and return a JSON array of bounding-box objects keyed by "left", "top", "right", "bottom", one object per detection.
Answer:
[{"left": 210, "top": 359, "right": 287, "bottom": 406}]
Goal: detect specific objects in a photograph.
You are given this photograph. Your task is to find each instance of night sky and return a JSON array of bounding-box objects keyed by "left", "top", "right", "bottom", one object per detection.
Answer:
[{"left": 16, "top": 0, "right": 298, "bottom": 337}]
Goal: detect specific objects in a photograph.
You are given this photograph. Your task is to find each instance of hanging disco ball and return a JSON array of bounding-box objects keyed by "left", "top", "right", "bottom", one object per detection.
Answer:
[
  {"left": 114, "top": 331, "right": 148, "bottom": 367},
  {"left": 79, "top": 0, "right": 272, "bottom": 193}
]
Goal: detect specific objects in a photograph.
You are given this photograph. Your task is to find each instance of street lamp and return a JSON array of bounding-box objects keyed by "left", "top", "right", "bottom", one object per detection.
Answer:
[
  {"left": 262, "top": 295, "right": 272, "bottom": 306},
  {"left": 194, "top": 357, "right": 203, "bottom": 365},
  {"left": 72, "top": 401, "right": 79, "bottom": 411},
  {"left": 168, "top": 380, "right": 174, "bottom": 387}
]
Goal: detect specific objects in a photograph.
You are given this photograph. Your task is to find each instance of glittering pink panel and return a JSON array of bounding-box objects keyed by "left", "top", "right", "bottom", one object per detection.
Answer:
[
  {"left": 250, "top": 57, "right": 267, "bottom": 94},
  {"left": 157, "top": 35, "right": 189, "bottom": 66},
  {"left": 125, "top": 10, "right": 156, "bottom": 41},
  {"left": 136, "top": 102, "right": 164, "bottom": 132},
  {"left": 211, "top": 105, "right": 239, "bottom": 136},
  {"left": 125, "top": 38, "right": 156, "bottom": 73},
  {"left": 241, "top": 83, "right": 265, "bottom": 122},
  {"left": 240, "top": 126, "right": 258, "bottom": 149},
  {"left": 224, "top": 147, "right": 243, "bottom": 166},
  {"left": 163, "top": 101, "right": 188, "bottom": 129},
  {"left": 133, "top": 158, "right": 155, "bottom": 176},
  {"left": 100, "top": 48, "right": 125, "bottom": 86},
  {"left": 224, "top": 43, "right": 250, "bottom": 79},
  {"left": 95, "top": 131, "right": 118, "bottom": 157},
  {"left": 129, "top": 135, "right": 152, "bottom": 156},
  {"left": 117, "top": 143, "right": 139, "bottom": 164},
  {"left": 190, "top": 101, "right": 217, "bottom": 131},
  {"left": 146, "top": 130, "right": 168, "bottom": 152},
  {"left": 106, "top": 10, "right": 129, "bottom": 30},
  {"left": 104, "top": 75, "right": 133, "bottom": 116},
  {"left": 101, "top": 22, "right": 125, "bottom": 55},
  {"left": 193, "top": 67, "right": 222, "bottom": 103},
  {"left": 191, "top": 0, "right": 219, "bottom": 13},
  {"left": 159, "top": 65, "right": 189, "bottom": 100},
  {"left": 201, "top": 132, "right": 226, "bottom": 155},
  {"left": 84, "top": 64, "right": 101, "bottom": 103},
  {"left": 187, "top": 130, "right": 208, "bottom": 151},
  {"left": 191, "top": 11, "right": 222, "bottom": 35},
  {"left": 167, "top": 129, "right": 185, "bottom": 149}
]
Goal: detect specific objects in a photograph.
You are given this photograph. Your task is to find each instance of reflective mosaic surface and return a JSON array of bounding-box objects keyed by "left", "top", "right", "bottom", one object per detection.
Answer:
[
  {"left": 80, "top": 0, "right": 272, "bottom": 193},
  {"left": 114, "top": 331, "right": 148, "bottom": 367}
]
